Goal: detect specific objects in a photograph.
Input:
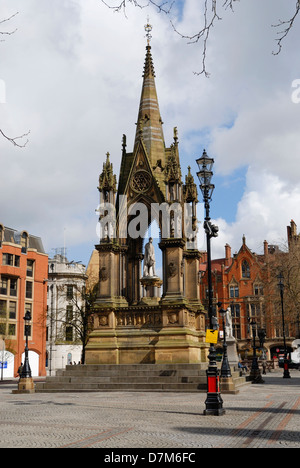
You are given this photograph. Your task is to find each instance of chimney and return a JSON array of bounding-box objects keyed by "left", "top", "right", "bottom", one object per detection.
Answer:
[
  {"left": 264, "top": 240, "right": 268, "bottom": 258},
  {"left": 225, "top": 244, "right": 231, "bottom": 266}
]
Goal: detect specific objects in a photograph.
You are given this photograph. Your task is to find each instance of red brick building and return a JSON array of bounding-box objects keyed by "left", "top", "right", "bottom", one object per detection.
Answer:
[
  {"left": 0, "top": 225, "right": 48, "bottom": 377},
  {"left": 199, "top": 234, "right": 294, "bottom": 360}
]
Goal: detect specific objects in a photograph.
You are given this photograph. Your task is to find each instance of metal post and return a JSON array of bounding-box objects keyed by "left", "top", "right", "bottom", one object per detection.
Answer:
[
  {"left": 249, "top": 320, "right": 264, "bottom": 384},
  {"left": 278, "top": 273, "right": 291, "bottom": 379},
  {"left": 21, "top": 311, "right": 32, "bottom": 379},
  {"left": 197, "top": 150, "right": 225, "bottom": 416}
]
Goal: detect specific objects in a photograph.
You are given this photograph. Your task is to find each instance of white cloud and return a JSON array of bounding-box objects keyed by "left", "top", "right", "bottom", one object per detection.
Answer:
[{"left": 0, "top": 0, "right": 300, "bottom": 264}]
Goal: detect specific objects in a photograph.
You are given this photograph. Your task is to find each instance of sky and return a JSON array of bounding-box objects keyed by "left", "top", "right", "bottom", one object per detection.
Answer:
[{"left": 1, "top": 0, "right": 300, "bottom": 267}]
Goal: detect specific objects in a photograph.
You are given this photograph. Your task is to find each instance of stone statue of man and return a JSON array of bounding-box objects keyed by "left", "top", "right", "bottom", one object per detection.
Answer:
[
  {"left": 225, "top": 307, "right": 233, "bottom": 338},
  {"left": 143, "top": 237, "right": 156, "bottom": 277}
]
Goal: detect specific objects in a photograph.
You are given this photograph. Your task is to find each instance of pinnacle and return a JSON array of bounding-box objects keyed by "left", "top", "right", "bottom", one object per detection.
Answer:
[{"left": 143, "top": 45, "right": 156, "bottom": 78}]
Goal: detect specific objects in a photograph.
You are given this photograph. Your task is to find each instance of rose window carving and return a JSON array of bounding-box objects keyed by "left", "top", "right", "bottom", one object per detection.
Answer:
[{"left": 131, "top": 170, "right": 152, "bottom": 193}]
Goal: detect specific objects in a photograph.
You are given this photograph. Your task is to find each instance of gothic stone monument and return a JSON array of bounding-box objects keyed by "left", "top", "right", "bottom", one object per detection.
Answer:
[{"left": 85, "top": 28, "right": 208, "bottom": 365}]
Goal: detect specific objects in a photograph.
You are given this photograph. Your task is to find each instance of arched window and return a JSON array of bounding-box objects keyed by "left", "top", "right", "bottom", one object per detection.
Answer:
[{"left": 242, "top": 260, "right": 250, "bottom": 278}]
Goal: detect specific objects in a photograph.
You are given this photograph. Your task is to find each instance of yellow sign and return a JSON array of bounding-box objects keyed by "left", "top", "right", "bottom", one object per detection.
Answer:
[{"left": 205, "top": 329, "right": 219, "bottom": 344}]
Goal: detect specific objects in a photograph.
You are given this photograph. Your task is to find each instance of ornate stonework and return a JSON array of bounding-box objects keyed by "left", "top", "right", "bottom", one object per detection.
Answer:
[{"left": 86, "top": 31, "right": 208, "bottom": 366}]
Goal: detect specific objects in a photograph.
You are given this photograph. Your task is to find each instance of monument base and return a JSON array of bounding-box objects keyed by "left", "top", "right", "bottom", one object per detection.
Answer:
[
  {"left": 12, "top": 378, "right": 35, "bottom": 394},
  {"left": 226, "top": 337, "right": 239, "bottom": 366},
  {"left": 86, "top": 305, "right": 208, "bottom": 365}
]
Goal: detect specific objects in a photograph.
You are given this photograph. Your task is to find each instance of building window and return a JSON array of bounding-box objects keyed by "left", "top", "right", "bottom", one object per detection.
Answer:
[
  {"left": 242, "top": 260, "right": 250, "bottom": 278},
  {"left": 26, "top": 260, "right": 34, "bottom": 277},
  {"left": 10, "top": 278, "right": 18, "bottom": 297},
  {"left": 21, "top": 232, "right": 28, "bottom": 254},
  {"left": 2, "top": 254, "right": 21, "bottom": 267},
  {"left": 231, "top": 303, "right": 241, "bottom": 318},
  {"left": 0, "top": 300, "right": 17, "bottom": 336},
  {"left": 65, "top": 326, "right": 73, "bottom": 342},
  {"left": 0, "top": 300, "right": 6, "bottom": 318},
  {"left": 9, "top": 301, "right": 17, "bottom": 320},
  {"left": 0, "top": 277, "right": 18, "bottom": 298},
  {"left": 0, "top": 277, "right": 8, "bottom": 295},
  {"left": 25, "top": 281, "right": 33, "bottom": 299},
  {"left": 3, "top": 254, "right": 13, "bottom": 266},
  {"left": 229, "top": 284, "right": 239, "bottom": 298},
  {"left": 249, "top": 303, "right": 258, "bottom": 317},
  {"left": 8, "top": 323, "right": 16, "bottom": 336},
  {"left": 254, "top": 284, "right": 264, "bottom": 296},
  {"left": 66, "top": 305, "right": 73, "bottom": 323},
  {"left": 66, "top": 285, "right": 73, "bottom": 300}
]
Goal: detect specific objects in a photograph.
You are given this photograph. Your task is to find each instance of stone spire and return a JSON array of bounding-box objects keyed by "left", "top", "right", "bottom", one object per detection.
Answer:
[
  {"left": 134, "top": 23, "right": 166, "bottom": 168},
  {"left": 98, "top": 152, "right": 117, "bottom": 193}
]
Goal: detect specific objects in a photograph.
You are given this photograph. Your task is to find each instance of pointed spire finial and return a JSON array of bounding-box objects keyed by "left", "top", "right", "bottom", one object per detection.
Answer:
[{"left": 145, "top": 17, "right": 152, "bottom": 45}]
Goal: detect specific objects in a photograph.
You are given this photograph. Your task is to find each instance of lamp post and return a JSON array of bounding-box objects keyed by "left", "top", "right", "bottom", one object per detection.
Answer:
[
  {"left": 258, "top": 328, "right": 267, "bottom": 360},
  {"left": 13, "top": 310, "right": 35, "bottom": 394},
  {"left": 277, "top": 273, "right": 291, "bottom": 379},
  {"left": 21, "top": 311, "right": 32, "bottom": 379},
  {"left": 197, "top": 149, "right": 225, "bottom": 416},
  {"left": 249, "top": 319, "right": 264, "bottom": 384}
]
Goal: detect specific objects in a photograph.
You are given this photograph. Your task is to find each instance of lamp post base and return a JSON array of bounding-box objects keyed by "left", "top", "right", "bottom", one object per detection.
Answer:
[
  {"left": 249, "top": 368, "right": 264, "bottom": 384},
  {"left": 204, "top": 368, "right": 226, "bottom": 416},
  {"left": 203, "top": 396, "right": 226, "bottom": 416},
  {"left": 283, "top": 360, "right": 291, "bottom": 379},
  {"left": 12, "top": 377, "right": 35, "bottom": 394}
]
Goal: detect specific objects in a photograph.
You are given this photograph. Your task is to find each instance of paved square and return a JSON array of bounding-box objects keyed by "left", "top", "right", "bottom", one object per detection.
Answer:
[{"left": 0, "top": 370, "right": 299, "bottom": 449}]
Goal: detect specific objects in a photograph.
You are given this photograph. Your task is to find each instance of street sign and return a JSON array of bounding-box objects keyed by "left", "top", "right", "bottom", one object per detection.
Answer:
[
  {"left": 0, "top": 362, "right": 7, "bottom": 369},
  {"left": 206, "top": 329, "right": 219, "bottom": 344}
]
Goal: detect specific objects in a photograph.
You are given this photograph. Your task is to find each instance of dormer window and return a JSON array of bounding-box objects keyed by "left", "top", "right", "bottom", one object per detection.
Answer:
[{"left": 21, "top": 232, "right": 28, "bottom": 254}]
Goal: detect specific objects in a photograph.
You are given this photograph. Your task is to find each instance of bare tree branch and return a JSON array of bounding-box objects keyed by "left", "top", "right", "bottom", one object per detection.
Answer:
[
  {"left": 100, "top": 0, "right": 174, "bottom": 15},
  {"left": 272, "top": 0, "right": 300, "bottom": 55},
  {"left": 171, "top": 0, "right": 230, "bottom": 77},
  {"left": 0, "top": 129, "right": 30, "bottom": 148},
  {"left": 102, "top": 0, "right": 300, "bottom": 78},
  {"left": 1, "top": 12, "right": 30, "bottom": 147},
  {"left": 0, "top": 12, "right": 19, "bottom": 40}
]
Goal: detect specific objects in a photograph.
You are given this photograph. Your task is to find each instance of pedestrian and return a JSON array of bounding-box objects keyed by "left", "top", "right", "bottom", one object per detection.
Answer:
[
  {"left": 262, "top": 361, "right": 267, "bottom": 375},
  {"left": 238, "top": 361, "right": 248, "bottom": 373},
  {"left": 17, "top": 363, "right": 23, "bottom": 380}
]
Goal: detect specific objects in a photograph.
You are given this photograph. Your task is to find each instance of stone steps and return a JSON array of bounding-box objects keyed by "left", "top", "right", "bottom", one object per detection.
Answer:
[{"left": 35, "top": 364, "right": 247, "bottom": 394}]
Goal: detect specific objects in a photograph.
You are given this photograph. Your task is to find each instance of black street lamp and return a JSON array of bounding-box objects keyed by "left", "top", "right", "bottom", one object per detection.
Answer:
[
  {"left": 277, "top": 273, "right": 291, "bottom": 379},
  {"left": 218, "top": 303, "right": 232, "bottom": 378},
  {"left": 249, "top": 319, "right": 264, "bottom": 384},
  {"left": 197, "top": 150, "right": 225, "bottom": 416},
  {"left": 258, "top": 328, "right": 267, "bottom": 360},
  {"left": 20, "top": 311, "right": 32, "bottom": 379}
]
